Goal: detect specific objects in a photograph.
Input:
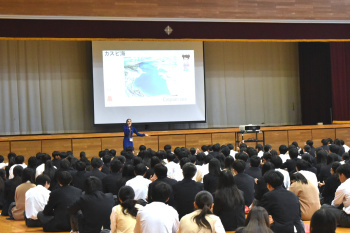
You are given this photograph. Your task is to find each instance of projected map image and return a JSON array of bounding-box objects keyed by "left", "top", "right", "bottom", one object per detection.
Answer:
[{"left": 102, "top": 50, "right": 195, "bottom": 107}]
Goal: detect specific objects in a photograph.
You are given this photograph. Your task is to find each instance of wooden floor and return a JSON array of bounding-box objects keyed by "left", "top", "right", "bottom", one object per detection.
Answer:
[{"left": 0, "top": 215, "right": 349, "bottom": 233}]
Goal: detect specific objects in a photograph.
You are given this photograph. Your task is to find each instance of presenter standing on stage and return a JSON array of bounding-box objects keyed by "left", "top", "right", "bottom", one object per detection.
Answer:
[{"left": 123, "top": 119, "right": 149, "bottom": 150}]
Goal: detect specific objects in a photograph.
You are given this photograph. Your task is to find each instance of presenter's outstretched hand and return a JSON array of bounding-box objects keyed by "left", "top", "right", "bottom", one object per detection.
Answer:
[{"left": 145, "top": 134, "right": 149, "bottom": 136}]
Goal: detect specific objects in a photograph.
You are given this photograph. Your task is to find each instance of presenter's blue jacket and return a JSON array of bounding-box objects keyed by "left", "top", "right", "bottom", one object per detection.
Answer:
[{"left": 123, "top": 125, "right": 145, "bottom": 150}]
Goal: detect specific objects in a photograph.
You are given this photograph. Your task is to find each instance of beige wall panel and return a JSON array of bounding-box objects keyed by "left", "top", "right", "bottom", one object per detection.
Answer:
[
  {"left": 42, "top": 139, "right": 72, "bottom": 155},
  {"left": 264, "top": 131, "right": 288, "bottom": 152},
  {"left": 288, "top": 130, "right": 312, "bottom": 148},
  {"left": 159, "top": 135, "right": 186, "bottom": 151},
  {"left": 11, "top": 140, "right": 41, "bottom": 161},
  {"left": 186, "top": 134, "right": 212, "bottom": 149},
  {"left": 0, "top": 142, "right": 10, "bottom": 160},
  {"left": 336, "top": 128, "right": 350, "bottom": 146},
  {"left": 133, "top": 136, "right": 159, "bottom": 154},
  {"left": 212, "top": 133, "right": 235, "bottom": 146},
  {"left": 72, "top": 138, "right": 101, "bottom": 159},
  {"left": 312, "top": 129, "right": 335, "bottom": 148},
  {"left": 101, "top": 137, "right": 124, "bottom": 155}
]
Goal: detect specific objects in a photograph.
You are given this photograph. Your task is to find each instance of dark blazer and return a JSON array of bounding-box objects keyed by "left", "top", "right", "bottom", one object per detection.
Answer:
[
  {"left": 233, "top": 173, "right": 255, "bottom": 207},
  {"left": 72, "top": 170, "right": 89, "bottom": 190},
  {"left": 1, "top": 177, "right": 22, "bottom": 216},
  {"left": 85, "top": 168, "right": 107, "bottom": 181},
  {"left": 173, "top": 178, "right": 204, "bottom": 219},
  {"left": 244, "top": 167, "right": 262, "bottom": 180},
  {"left": 203, "top": 173, "right": 219, "bottom": 194},
  {"left": 102, "top": 172, "right": 122, "bottom": 195},
  {"left": 148, "top": 177, "right": 177, "bottom": 207},
  {"left": 281, "top": 159, "right": 298, "bottom": 177},
  {"left": 322, "top": 174, "right": 341, "bottom": 205},
  {"left": 259, "top": 186, "right": 304, "bottom": 233},
  {"left": 68, "top": 191, "right": 114, "bottom": 233},
  {"left": 42, "top": 185, "right": 82, "bottom": 232},
  {"left": 101, "top": 163, "right": 110, "bottom": 175},
  {"left": 318, "top": 164, "right": 331, "bottom": 182}
]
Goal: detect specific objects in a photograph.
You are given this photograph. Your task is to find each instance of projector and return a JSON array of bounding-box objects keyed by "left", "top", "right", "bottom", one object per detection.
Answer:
[{"left": 239, "top": 124, "right": 261, "bottom": 133}]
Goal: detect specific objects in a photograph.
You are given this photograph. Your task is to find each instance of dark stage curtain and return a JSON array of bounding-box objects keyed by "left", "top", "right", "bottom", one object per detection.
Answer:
[
  {"left": 330, "top": 42, "right": 350, "bottom": 121},
  {"left": 298, "top": 43, "right": 332, "bottom": 125}
]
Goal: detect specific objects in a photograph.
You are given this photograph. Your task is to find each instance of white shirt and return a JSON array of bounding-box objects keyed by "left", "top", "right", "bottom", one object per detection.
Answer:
[
  {"left": 9, "top": 163, "right": 27, "bottom": 179},
  {"left": 25, "top": 185, "right": 51, "bottom": 219},
  {"left": 257, "top": 151, "right": 264, "bottom": 158},
  {"left": 125, "top": 176, "right": 152, "bottom": 201},
  {"left": 275, "top": 168, "right": 290, "bottom": 190},
  {"left": 134, "top": 202, "right": 179, "bottom": 233},
  {"left": 279, "top": 154, "right": 290, "bottom": 164},
  {"left": 230, "top": 150, "right": 237, "bottom": 157},
  {"left": 0, "top": 162, "right": 8, "bottom": 169},
  {"left": 195, "top": 164, "right": 209, "bottom": 183},
  {"left": 332, "top": 178, "right": 350, "bottom": 214},
  {"left": 35, "top": 163, "right": 45, "bottom": 178},
  {"left": 166, "top": 162, "right": 181, "bottom": 179},
  {"left": 297, "top": 170, "right": 319, "bottom": 193},
  {"left": 344, "top": 144, "right": 350, "bottom": 153}
]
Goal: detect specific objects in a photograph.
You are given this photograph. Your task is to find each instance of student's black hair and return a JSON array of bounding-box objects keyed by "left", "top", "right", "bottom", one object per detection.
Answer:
[
  {"left": 262, "top": 152, "right": 272, "bottom": 162},
  {"left": 193, "top": 191, "right": 214, "bottom": 231},
  {"left": 329, "top": 144, "right": 339, "bottom": 154},
  {"left": 110, "top": 159, "right": 123, "bottom": 173},
  {"left": 75, "top": 161, "right": 86, "bottom": 172},
  {"left": 279, "top": 145, "right": 288, "bottom": 154},
  {"left": 236, "top": 152, "right": 248, "bottom": 162},
  {"left": 336, "top": 163, "right": 350, "bottom": 179},
  {"left": 246, "top": 147, "right": 258, "bottom": 158},
  {"left": 301, "top": 153, "right": 313, "bottom": 165},
  {"left": 84, "top": 176, "right": 103, "bottom": 194},
  {"left": 224, "top": 156, "right": 235, "bottom": 171},
  {"left": 57, "top": 171, "right": 73, "bottom": 186},
  {"left": 167, "top": 153, "right": 175, "bottom": 162},
  {"left": 190, "top": 148, "right": 196, "bottom": 156},
  {"left": 180, "top": 157, "right": 191, "bottom": 169},
  {"left": 164, "top": 144, "right": 172, "bottom": 152},
  {"left": 304, "top": 145, "right": 311, "bottom": 153},
  {"left": 208, "top": 158, "right": 221, "bottom": 176},
  {"left": 151, "top": 181, "right": 172, "bottom": 202},
  {"left": 237, "top": 206, "right": 273, "bottom": 233},
  {"left": 261, "top": 162, "right": 275, "bottom": 176},
  {"left": 233, "top": 159, "right": 246, "bottom": 173},
  {"left": 227, "top": 144, "right": 234, "bottom": 150},
  {"left": 139, "top": 145, "right": 146, "bottom": 151},
  {"left": 119, "top": 186, "right": 139, "bottom": 217},
  {"left": 263, "top": 144, "right": 272, "bottom": 152},
  {"left": 203, "top": 154, "right": 214, "bottom": 164},
  {"left": 27, "top": 156, "right": 37, "bottom": 169},
  {"left": 263, "top": 170, "right": 284, "bottom": 188},
  {"left": 342, "top": 153, "right": 350, "bottom": 162},
  {"left": 126, "top": 146, "right": 134, "bottom": 152},
  {"left": 91, "top": 157, "right": 103, "bottom": 169},
  {"left": 306, "top": 140, "right": 314, "bottom": 147},
  {"left": 13, "top": 165, "right": 24, "bottom": 178},
  {"left": 60, "top": 159, "right": 71, "bottom": 169},
  {"left": 327, "top": 153, "right": 339, "bottom": 165},
  {"left": 43, "top": 160, "right": 56, "bottom": 181},
  {"left": 36, "top": 174, "right": 51, "bottom": 186},
  {"left": 0, "top": 155, "right": 4, "bottom": 163},
  {"left": 250, "top": 156, "right": 261, "bottom": 168},
  {"left": 102, "top": 154, "right": 111, "bottom": 164},
  {"left": 154, "top": 163, "right": 167, "bottom": 178},
  {"left": 316, "top": 150, "right": 328, "bottom": 165},
  {"left": 182, "top": 163, "right": 197, "bottom": 179},
  {"left": 296, "top": 159, "right": 309, "bottom": 171},
  {"left": 22, "top": 168, "right": 35, "bottom": 183},
  {"left": 270, "top": 155, "right": 282, "bottom": 168},
  {"left": 221, "top": 146, "right": 230, "bottom": 157},
  {"left": 189, "top": 155, "right": 197, "bottom": 164},
  {"left": 289, "top": 148, "right": 299, "bottom": 160},
  {"left": 212, "top": 143, "right": 220, "bottom": 152},
  {"left": 116, "top": 155, "right": 126, "bottom": 164},
  {"left": 290, "top": 172, "right": 308, "bottom": 185},
  {"left": 331, "top": 162, "right": 341, "bottom": 174},
  {"left": 15, "top": 155, "right": 25, "bottom": 164},
  {"left": 256, "top": 144, "right": 263, "bottom": 152},
  {"left": 321, "top": 139, "right": 328, "bottom": 146},
  {"left": 134, "top": 163, "right": 147, "bottom": 175},
  {"left": 310, "top": 208, "right": 336, "bottom": 233},
  {"left": 201, "top": 145, "right": 208, "bottom": 152}
]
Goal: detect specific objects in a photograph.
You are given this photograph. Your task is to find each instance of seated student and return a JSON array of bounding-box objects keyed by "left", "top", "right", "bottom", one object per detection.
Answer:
[
  {"left": 296, "top": 159, "right": 318, "bottom": 191},
  {"left": 203, "top": 158, "right": 221, "bottom": 194},
  {"left": 281, "top": 147, "right": 299, "bottom": 176},
  {"left": 322, "top": 163, "right": 350, "bottom": 227},
  {"left": 235, "top": 206, "right": 273, "bottom": 233},
  {"left": 320, "top": 162, "right": 341, "bottom": 205},
  {"left": 213, "top": 170, "right": 245, "bottom": 231},
  {"left": 244, "top": 155, "right": 262, "bottom": 180},
  {"left": 24, "top": 174, "right": 51, "bottom": 227},
  {"left": 85, "top": 157, "right": 107, "bottom": 181},
  {"left": 258, "top": 170, "right": 304, "bottom": 233},
  {"left": 148, "top": 163, "right": 177, "bottom": 207},
  {"left": 68, "top": 176, "right": 114, "bottom": 233},
  {"left": 135, "top": 182, "right": 179, "bottom": 233},
  {"left": 173, "top": 163, "right": 204, "bottom": 219},
  {"left": 9, "top": 155, "right": 27, "bottom": 179},
  {"left": 9, "top": 168, "right": 36, "bottom": 220},
  {"left": 110, "top": 186, "right": 143, "bottom": 233},
  {"left": 38, "top": 171, "right": 82, "bottom": 232},
  {"left": 125, "top": 163, "right": 152, "bottom": 201},
  {"left": 178, "top": 191, "right": 225, "bottom": 233},
  {"left": 278, "top": 145, "right": 289, "bottom": 164},
  {"left": 310, "top": 208, "right": 337, "bottom": 233},
  {"left": 270, "top": 155, "right": 290, "bottom": 189},
  {"left": 2, "top": 165, "right": 23, "bottom": 216},
  {"left": 289, "top": 173, "right": 320, "bottom": 221},
  {"left": 72, "top": 161, "right": 88, "bottom": 190},
  {"left": 102, "top": 159, "right": 123, "bottom": 195},
  {"left": 0, "top": 155, "right": 8, "bottom": 169},
  {"left": 166, "top": 153, "right": 181, "bottom": 179},
  {"left": 233, "top": 159, "right": 255, "bottom": 207},
  {"left": 254, "top": 162, "right": 275, "bottom": 205}
]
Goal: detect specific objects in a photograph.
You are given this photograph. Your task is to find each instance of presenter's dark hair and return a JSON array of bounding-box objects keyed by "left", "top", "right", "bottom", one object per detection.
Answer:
[
  {"left": 310, "top": 208, "right": 336, "bottom": 233},
  {"left": 263, "top": 170, "right": 284, "bottom": 188},
  {"left": 193, "top": 191, "right": 214, "bottom": 231},
  {"left": 36, "top": 174, "right": 51, "bottom": 186},
  {"left": 151, "top": 182, "right": 171, "bottom": 202},
  {"left": 119, "top": 186, "right": 138, "bottom": 217},
  {"left": 57, "top": 171, "right": 73, "bottom": 186},
  {"left": 182, "top": 163, "right": 197, "bottom": 179},
  {"left": 84, "top": 176, "right": 102, "bottom": 194},
  {"left": 126, "top": 118, "right": 131, "bottom": 124}
]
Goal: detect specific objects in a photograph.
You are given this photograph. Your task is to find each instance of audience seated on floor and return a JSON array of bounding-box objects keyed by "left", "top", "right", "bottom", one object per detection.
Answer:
[
  {"left": 125, "top": 163, "right": 151, "bottom": 201},
  {"left": 236, "top": 206, "right": 273, "bottom": 233},
  {"left": 232, "top": 159, "right": 255, "bottom": 207},
  {"left": 310, "top": 208, "right": 337, "bottom": 233}
]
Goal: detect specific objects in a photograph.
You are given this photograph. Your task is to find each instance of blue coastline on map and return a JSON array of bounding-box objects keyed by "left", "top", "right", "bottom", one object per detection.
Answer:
[{"left": 133, "top": 61, "right": 171, "bottom": 96}]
